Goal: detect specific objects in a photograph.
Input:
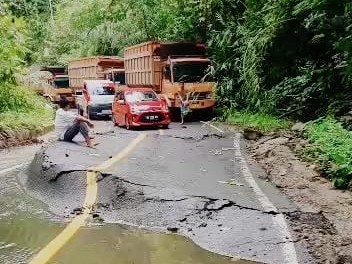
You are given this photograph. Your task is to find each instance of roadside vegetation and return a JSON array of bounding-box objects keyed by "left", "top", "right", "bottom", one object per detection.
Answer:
[
  {"left": 0, "top": 14, "right": 53, "bottom": 139},
  {"left": 304, "top": 118, "right": 352, "bottom": 189},
  {"left": 2, "top": 0, "right": 352, "bottom": 187},
  {"left": 226, "top": 111, "right": 290, "bottom": 133}
]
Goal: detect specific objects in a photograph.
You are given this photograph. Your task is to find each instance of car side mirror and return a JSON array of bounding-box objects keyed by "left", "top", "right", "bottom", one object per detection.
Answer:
[{"left": 118, "top": 99, "right": 125, "bottom": 105}]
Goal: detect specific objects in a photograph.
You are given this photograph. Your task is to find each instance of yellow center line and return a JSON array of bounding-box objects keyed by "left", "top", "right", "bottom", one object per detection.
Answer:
[{"left": 29, "top": 133, "right": 147, "bottom": 264}]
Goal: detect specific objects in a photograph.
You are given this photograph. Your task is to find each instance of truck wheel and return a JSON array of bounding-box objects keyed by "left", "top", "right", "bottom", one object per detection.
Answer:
[
  {"left": 125, "top": 116, "right": 131, "bottom": 130},
  {"left": 201, "top": 108, "right": 214, "bottom": 121},
  {"left": 170, "top": 108, "right": 181, "bottom": 122}
]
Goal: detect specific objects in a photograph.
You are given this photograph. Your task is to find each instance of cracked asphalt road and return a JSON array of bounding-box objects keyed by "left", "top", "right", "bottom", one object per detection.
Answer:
[{"left": 3, "top": 121, "right": 315, "bottom": 264}]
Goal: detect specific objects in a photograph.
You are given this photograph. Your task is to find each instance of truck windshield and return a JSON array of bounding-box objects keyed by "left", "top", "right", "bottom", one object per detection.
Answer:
[
  {"left": 173, "top": 62, "right": 212, "bottom": 83},
  {"left": 113, "top": 72, "right": 126, "bottom": 85},
  {"left": 90, "top": 86, "right": 115, "bottom": 95},
  {"left": 125, "top": 91, "right": 158, "bottom": 102},
  {"left": 53, "top": 78, "right": 69, "bottom": 88}
]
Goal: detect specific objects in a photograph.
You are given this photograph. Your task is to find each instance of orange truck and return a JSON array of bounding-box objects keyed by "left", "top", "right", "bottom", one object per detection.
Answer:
[
  {"left": 68, "top": 56, "right": 125, "bottom": 90},
  {"left": 124, "top": 41, "right": 216, "bottom": 117},
  {"left": 68, "top": 56, "right": 125, "bottom": 118},
  {"left": 40, "top": 66, "right": 75, "bottom": 105}
]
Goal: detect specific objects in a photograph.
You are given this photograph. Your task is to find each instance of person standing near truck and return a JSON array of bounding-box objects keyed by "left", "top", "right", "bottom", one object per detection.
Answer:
[
  {"left": 177, "top": 93, "right": 190, "bottom": 125},
  {"left": 55, "top": 97, "right": 95, "bottom": 148}
]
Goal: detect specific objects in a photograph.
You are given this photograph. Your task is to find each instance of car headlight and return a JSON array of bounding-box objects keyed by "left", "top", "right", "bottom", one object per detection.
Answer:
[
  {"left": 131, "top": 106, "right": 142, "bottom": 114},
  {"left": 161, "top": 104, "right": 169, "bottom": 113}
]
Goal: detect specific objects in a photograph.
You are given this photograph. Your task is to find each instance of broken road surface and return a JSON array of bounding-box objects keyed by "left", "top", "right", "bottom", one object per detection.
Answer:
[{"left": 1, "top": 121, "right": 314, "bottom": 264}]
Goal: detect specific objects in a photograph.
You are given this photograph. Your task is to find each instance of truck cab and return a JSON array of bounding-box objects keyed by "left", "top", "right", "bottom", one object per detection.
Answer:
[
  {"left": 40, "top": 66, "right": 75, "bottom": 105},
  {"left": 162, "top": 57, "right": 215, "bottom": 110},
  {"left": 104, "top": 69, "right": 126, "bottom": 85}
]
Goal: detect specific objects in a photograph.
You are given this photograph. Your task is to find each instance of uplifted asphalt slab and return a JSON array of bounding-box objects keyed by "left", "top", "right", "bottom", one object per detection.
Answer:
[{"left": 24, "top": 121, "right": 314, "bottom": 264}]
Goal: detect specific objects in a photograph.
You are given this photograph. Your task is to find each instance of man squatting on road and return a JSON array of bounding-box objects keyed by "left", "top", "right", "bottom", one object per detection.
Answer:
[{"left": 54, "top": 97, "right": 95, "bottom": 148}]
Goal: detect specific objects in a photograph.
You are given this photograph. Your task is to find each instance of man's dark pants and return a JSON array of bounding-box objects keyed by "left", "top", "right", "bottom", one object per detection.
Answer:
[{"left": 63, "top": 121, "right": 89, "bottom": 141}]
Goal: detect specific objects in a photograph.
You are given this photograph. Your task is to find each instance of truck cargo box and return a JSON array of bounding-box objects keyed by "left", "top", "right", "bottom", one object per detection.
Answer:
[
  {"left": 68, "top": 56, "right": 124, "bottom": 89},
  {"left": 124, "top": 41, "right": 207, "bottom": 91}
]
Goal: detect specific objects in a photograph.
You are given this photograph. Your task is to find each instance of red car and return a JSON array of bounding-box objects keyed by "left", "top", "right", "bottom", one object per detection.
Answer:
[{"left": 112, "top": 88, "right": 171, "bottom": 129}]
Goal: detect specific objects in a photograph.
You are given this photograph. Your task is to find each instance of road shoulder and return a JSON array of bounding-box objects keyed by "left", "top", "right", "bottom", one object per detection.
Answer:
[{"left": 247, "top": 132, "right": 352, "bottom": 264}]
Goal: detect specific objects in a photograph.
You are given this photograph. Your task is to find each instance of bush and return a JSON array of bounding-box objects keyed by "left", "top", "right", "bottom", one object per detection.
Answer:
[
  {"left": 0, "top": 85, "right": 54, "bottom": 134},
  {"left": 210, "top": 0, "right": 352, "bottom": 119},
  {"left": 304, "top": 118, "right": 352, "bottom": 189},
  {"left": 0, "top": 15, "right": 28, "bottom": 83},
  {"left": 0, "top": 83, "right": 38, "bottom": 113},
  {"left": 227, "top": 111, "right": 291, "bottom": 133}
]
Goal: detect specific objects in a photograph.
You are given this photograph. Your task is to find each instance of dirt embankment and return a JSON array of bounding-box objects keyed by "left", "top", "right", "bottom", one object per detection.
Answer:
[
  {"left": 0, "top": 125, "right": 53, "bottom": 149},
  {"left": 246, "top": 131, "right": 352, "bottom": 264}
]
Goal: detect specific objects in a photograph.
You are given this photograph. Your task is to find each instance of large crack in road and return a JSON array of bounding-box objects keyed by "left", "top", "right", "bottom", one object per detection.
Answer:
[{"left": 18, "top": 123, "right": 315, "bottom": 264}]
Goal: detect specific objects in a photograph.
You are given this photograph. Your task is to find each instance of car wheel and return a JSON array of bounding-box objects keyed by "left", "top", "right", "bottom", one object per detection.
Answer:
[
  {"left": 125, "top": 116, "right": 131, "bottom": 130},
  {"left": 162, "top": 124, "right": 169, "bottom": 129}
]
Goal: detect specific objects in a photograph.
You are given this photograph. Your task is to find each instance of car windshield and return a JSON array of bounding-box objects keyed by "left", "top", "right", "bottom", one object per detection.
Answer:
[
  {"left": 125, "top": 91, "right": 158, "bottom": 102},
  {"left": 89, "top": 86, "right": 115, "bottom": 95},
  {"left": 173, "top": 62, "right": 212, "bottom": 83}
]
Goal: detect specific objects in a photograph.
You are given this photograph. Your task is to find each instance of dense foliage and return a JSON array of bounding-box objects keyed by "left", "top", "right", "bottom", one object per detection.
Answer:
[
  {"left": 38, "top": 0, "right": 213, "bottom": 64},
  {"left": 0, "top": 4, "right": 53, "bottom": 130},
  {"left": 211, "top": 0, "right": 352, "bottom": 120},
  {"left": 305, "top": 118, "right": 352, "bottom": 189},
  {"left": 0, "top": 15, "right": 33, "bottom": 112}
]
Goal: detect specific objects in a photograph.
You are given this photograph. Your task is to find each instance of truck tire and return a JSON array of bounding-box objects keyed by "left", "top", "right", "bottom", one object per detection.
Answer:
[
  {"left": 170, "top": 107, "right": 181, "bottom": 122},
  {"left": 201, "top": 108, "right": 214, "bottom": 121}
]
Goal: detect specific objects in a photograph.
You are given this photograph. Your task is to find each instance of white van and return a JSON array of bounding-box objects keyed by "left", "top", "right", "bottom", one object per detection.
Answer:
[{"left": 76, "top": 80, "right": 115, "bottom": 119}]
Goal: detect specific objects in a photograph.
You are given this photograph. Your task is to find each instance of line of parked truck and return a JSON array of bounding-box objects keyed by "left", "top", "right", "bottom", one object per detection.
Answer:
[{"left": 39, "top": 41, "right": 216, "bottom": 128}]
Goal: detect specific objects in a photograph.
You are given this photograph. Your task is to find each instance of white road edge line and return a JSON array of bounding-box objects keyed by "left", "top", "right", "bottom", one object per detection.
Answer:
[
  {"left": 0, "top": 163, "right": 29, "bottom": 175},
  {"left": 234, "top": 133, "right": 299, "bottom": 264}
]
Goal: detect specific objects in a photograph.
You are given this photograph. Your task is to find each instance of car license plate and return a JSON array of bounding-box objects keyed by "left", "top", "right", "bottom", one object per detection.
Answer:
[
  {"left": 102, "top": 110, "right": 112, "bottom": 114},
  {"left": 146, "top": 115, "right": 159, "bottom": 120}
]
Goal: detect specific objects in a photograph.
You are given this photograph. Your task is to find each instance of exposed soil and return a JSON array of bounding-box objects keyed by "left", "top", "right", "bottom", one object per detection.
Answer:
[
  {"left": 247, "top": 132, "right": 352, "bottom": 264},
  {"left": 0, "top": 125, "right": 53, "bottom": 149},
  {"left": 0, "top": 131, "right": 41, "bottom": 149}
]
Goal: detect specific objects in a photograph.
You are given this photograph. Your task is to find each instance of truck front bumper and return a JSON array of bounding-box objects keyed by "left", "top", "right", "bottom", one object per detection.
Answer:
[{"left": 188, "top": 99, "right": 216, "bottom": 110}]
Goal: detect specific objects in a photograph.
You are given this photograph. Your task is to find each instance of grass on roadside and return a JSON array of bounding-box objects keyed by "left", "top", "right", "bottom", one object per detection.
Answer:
[
  {"left": 0, "top": 108, "right": 53, "bottom": 134},
  {"left": 0, "top": 84, "right": 54, "bottom": 135},
  {"left": 304, "top": 118, "right": 352, "bottom": 189},
  {"left": 226, "top": 111, "right": 291, "bottom": 133}
]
